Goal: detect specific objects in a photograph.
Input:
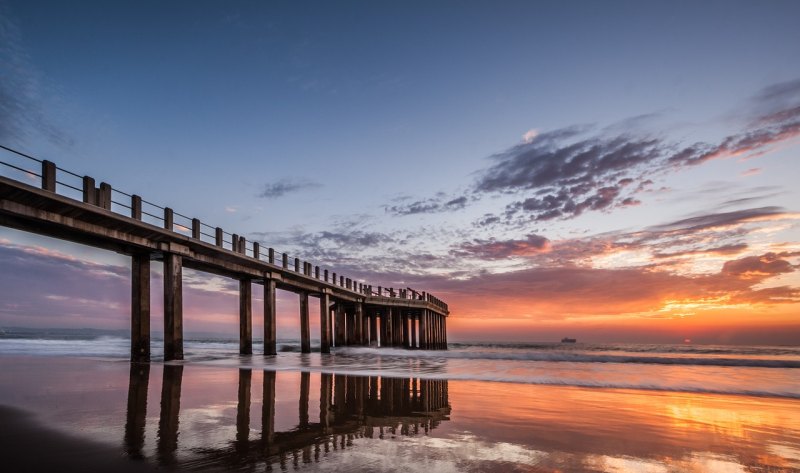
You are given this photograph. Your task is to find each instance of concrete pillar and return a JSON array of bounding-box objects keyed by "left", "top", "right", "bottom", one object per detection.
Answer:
[
  {"left": 419, "top": 310, "right": 428, "bottom": 349},
  {"left": 443, "top": 316, "right": 447, "bottom": 349},
  {"left": 402, "top": 312, "right": 410, "bottom": 348},
  {"left": 319, "top": 291, "right": 331, "bottom": 353},
  {"left": 263, "top": 277, "right": 277, "bottom": 355},
  {"left": 369, "top": 311, "right": 378, "bottom": 347},
  {"left": 239, "top": 279, "right": 252, "bottom": 355},
  {"left": 163, "top": 253, "right": 183, "bottom": 361},
  {"left": 300, "top": 292, "right": 310, "bottom": 353},
  {"left": 236, "top": 369, "right": 251, "bottom": 444},
  {"left": 411, "top": 315, "right": 417, "bottom": 349},
  {"left": 360, "top": 304, "right": 368, "bottom": 346},
  {"left": 262, "top": 370, "right": 276, "bottom": 444},
  {"left": 346, "top": 309, "right": 355, "bottom": 345},
  {"left": 386, "top": 307, "right": 394, "bottom": 348},
  {"left": 131, "top": 253, "right": 150, "bottom": 362},
  {"left": 335, "top": 303, "right": 346, "bottom": 347},
  {"left": 395, "top": 310, "right": 403, "bottom": 347},
  {"left": 354, "top": 303, "right": 363, "bottom": 344}
]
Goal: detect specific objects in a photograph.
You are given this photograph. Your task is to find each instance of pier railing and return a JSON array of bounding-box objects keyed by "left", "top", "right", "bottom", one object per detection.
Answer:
[{"left": 0, "top": 145, "right": 448, "bottom": 312}]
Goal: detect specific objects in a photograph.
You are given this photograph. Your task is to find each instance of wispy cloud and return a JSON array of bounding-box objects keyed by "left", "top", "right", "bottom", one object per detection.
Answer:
[
  {"left": 257, "top": 178, "right": 320, "bottom": 199},
  {"left": 384, "top": 193, "right": 468, "bottom": 216},
  {"left": 0, "top": 6, "right": 68, "bottom": 146}
]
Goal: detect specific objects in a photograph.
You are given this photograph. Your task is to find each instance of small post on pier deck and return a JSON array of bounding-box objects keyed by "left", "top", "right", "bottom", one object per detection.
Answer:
[
  {"left": 83, "top": 176, "right": 97, "bottom": 205},
  {"left": 131, "top": 253, "right": 150, "bottom": 362},
  {"left": 320, "top": 290, "right": 331, "bottom": 353},
  {"left": 239, "top": 279, "right": 252, "bottom": 355},
  {"left": 263, "top": 277, "right": 277, "bottom": 355},
  {"left": 299, "top": 292, "right": 310, "bottom": 353},
  {"left": 41, "top": 160, "right": 56, "bottom": 192},
  {"left": 163, "top": 253, "right": 183, "bottom": 361}
]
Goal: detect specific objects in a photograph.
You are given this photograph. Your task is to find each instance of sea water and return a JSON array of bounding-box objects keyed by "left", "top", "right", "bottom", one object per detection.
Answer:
[{"left": 2, "top": 328, "right": 798, "bottom": 399}]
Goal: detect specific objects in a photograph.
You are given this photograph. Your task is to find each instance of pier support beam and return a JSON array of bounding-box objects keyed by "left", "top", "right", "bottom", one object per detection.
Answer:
[
  {"left": 163, "top": 253, "right": 183, "bottom": 361},
  {"left": 419, "top": 310, "right": 428, "bottom": 350},
  {"left": 131, "top": 253, "right": 150, "bottom": 362},
  {"left": 335, "top": 304, "right": 345, "bottom": 347},
  {"left": 299, "top": 292, "right": 310, "bottom": 353},
  {"left": 402, "top": 312, "right": 410, "bottom": 348},
  {"left": 355, "top": 302, "right": 364, "bottom": 345},
  {"left": 411, "top": 315, "right": 417, "bottom": 349},
  {"left": 320, "top": 291, "right": 331, "bottom": 353},
  {"left": 239, "top": 279, "right": 252, "bottom": 355},
  {"left": 369, "top": 311, "right": 378, "bottom": 347},
  {"left": 263, "top": 277, "right": 277, "bottom": 356}
]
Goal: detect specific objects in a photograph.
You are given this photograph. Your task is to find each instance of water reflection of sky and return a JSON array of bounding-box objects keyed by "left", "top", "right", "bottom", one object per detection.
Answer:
[{"left": 0, "top": 356, "right": 798, "bottom": 472}]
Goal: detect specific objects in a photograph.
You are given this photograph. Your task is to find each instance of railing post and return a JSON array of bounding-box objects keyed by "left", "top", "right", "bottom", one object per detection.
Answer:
[
  {"left": 41, "top": 160, "right": 56, "bottom": 192},
  {"left": 268, "top": 248, "right": 275, "bottom": 265},
  {"left": 239, "top": 236, "right": 246, "bottom": 254},
  {"left": 131, "top": 195, "right": 142, "bottom": 219},
  {"left": 253, "top": 242, "right": 260, "bottom": 260},
  {"left": 82, "top": 176, "right": 96, "bottom": 205},
  {"left": 282, "top": 253, "right": 288, "bottom": 269},
  {"left": 294, "top": 258, "right": 300, "bottom": 272},
  {"left": 315, "top": 266, "right": 320, "bottom": 279},
  {"left": 164, "top": 207, "right": 173, "bottom": 230},
  {"left": 324, "top": 269, "right": 329, "bottom": 282},
  {"left": 232, "top": 234, "right": 238, "bottom": 252},
  {"left": 98, "top": 182, "right": 111, "bottom": 210},
  {"left": 332, "top": 273, "right": 337, "bottom": 285},
  {"left": 215, "top": 227, "right": 223, "bottom": 247},
  {"left": 191, "top": 218, "right": 200, "bottom": 239}
]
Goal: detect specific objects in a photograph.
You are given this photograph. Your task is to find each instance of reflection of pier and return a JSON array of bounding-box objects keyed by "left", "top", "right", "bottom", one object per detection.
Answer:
[
  {"left": 0, "top": 147, "right": 450, "bottom": 362},
  {"left": 124, "top": 366, "right": 450, "bottom": 469}
]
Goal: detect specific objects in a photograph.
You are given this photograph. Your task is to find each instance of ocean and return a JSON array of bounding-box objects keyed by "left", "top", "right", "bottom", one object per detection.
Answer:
[{"left": 1, "top": 328, "right": 799, "bottom": 472}]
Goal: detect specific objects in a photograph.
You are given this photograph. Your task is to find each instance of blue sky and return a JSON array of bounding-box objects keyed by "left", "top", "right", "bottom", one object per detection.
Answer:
[{"left": 1, "top": 0, "right": 799, "bottom": 342}]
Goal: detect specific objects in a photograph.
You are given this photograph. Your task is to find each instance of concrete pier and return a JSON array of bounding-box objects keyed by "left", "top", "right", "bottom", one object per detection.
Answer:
[{"left": 0, "top": 150, "right": 450, "bottom": 360}]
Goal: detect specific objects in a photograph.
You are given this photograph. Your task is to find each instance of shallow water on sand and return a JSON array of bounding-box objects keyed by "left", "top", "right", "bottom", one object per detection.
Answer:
[{"left": 0, "top": 355, "right": 798, "bottom": 472}]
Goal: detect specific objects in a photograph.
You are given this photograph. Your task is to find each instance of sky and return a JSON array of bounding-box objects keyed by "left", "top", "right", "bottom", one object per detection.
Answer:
[{"left": 1, "top": 0, "right": 799, "bottom": 344}]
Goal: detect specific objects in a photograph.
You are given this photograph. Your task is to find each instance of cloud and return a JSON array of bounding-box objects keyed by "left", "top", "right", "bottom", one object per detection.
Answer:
[
  {"left": 454, "top": 234, "right": 551, "bottom": 260},
  {"left": 384, "top": 194, "right": 468, "bottom": 216},
  {"left": 721, "top": 252, "right": 797, "bottom": 280},
  {"left": 471, "top": 79, "right": 800, "bottom": 223},
  {"left": 257, "top": 178, "right": 320, "bottom": 199}
]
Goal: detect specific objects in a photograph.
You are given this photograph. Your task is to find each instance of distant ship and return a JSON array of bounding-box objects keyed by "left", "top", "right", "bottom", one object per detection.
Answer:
[{"left": 561, "top": 337, "right": 576, "bottom": 343}]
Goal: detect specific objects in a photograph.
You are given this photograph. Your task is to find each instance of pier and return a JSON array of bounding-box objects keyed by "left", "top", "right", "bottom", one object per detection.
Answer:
[{"left": 0, "top": 145, "right": 450, "bottom": 360}]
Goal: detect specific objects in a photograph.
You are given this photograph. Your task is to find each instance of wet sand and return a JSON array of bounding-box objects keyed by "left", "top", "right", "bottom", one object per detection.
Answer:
[
  {"left": 0, "top": 405, "right": 160, "bottom": 473},
  {"left": 0, "top": 355, "right": 798, "bottom": 472}
]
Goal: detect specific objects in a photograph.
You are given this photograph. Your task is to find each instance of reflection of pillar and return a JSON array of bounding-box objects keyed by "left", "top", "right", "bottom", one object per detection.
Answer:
[
  {"left": 236, "top": 369, "right": 251, "bottom": 445},
  {"left": 319, "top": 291, "right": 331, "bottom": 353},
  {"left": 264, "top": 277, "right": 277, "bottom": 356},
  {"left": 239, "top": 280, "right": 252, "bottom": 355},
  {"left": 320, "top": 373, "right": 332, "bottom": 431},
  {"left": 163, "top": 254, "right": 183, "bottom": 361},
  {"left": 262, "top": 370, "right": 276, "bottom": 444},
  {"left": 157, "top": 364, "right": 183, "bottom": 466},
  {"left": 124, "top": 363, "right": 150, "bottom": 459},
  {"left": 299, "top": 292, "right": 310, "bottom": 353},
  {"left": 131, "top": 254, "right": 150, "bottom": 362},
  {"left": 299, "top": 371, "right": 310, "bottom": 428},
  {"left": 334, "top": 374, "right": 346, "bottom": 417}
]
